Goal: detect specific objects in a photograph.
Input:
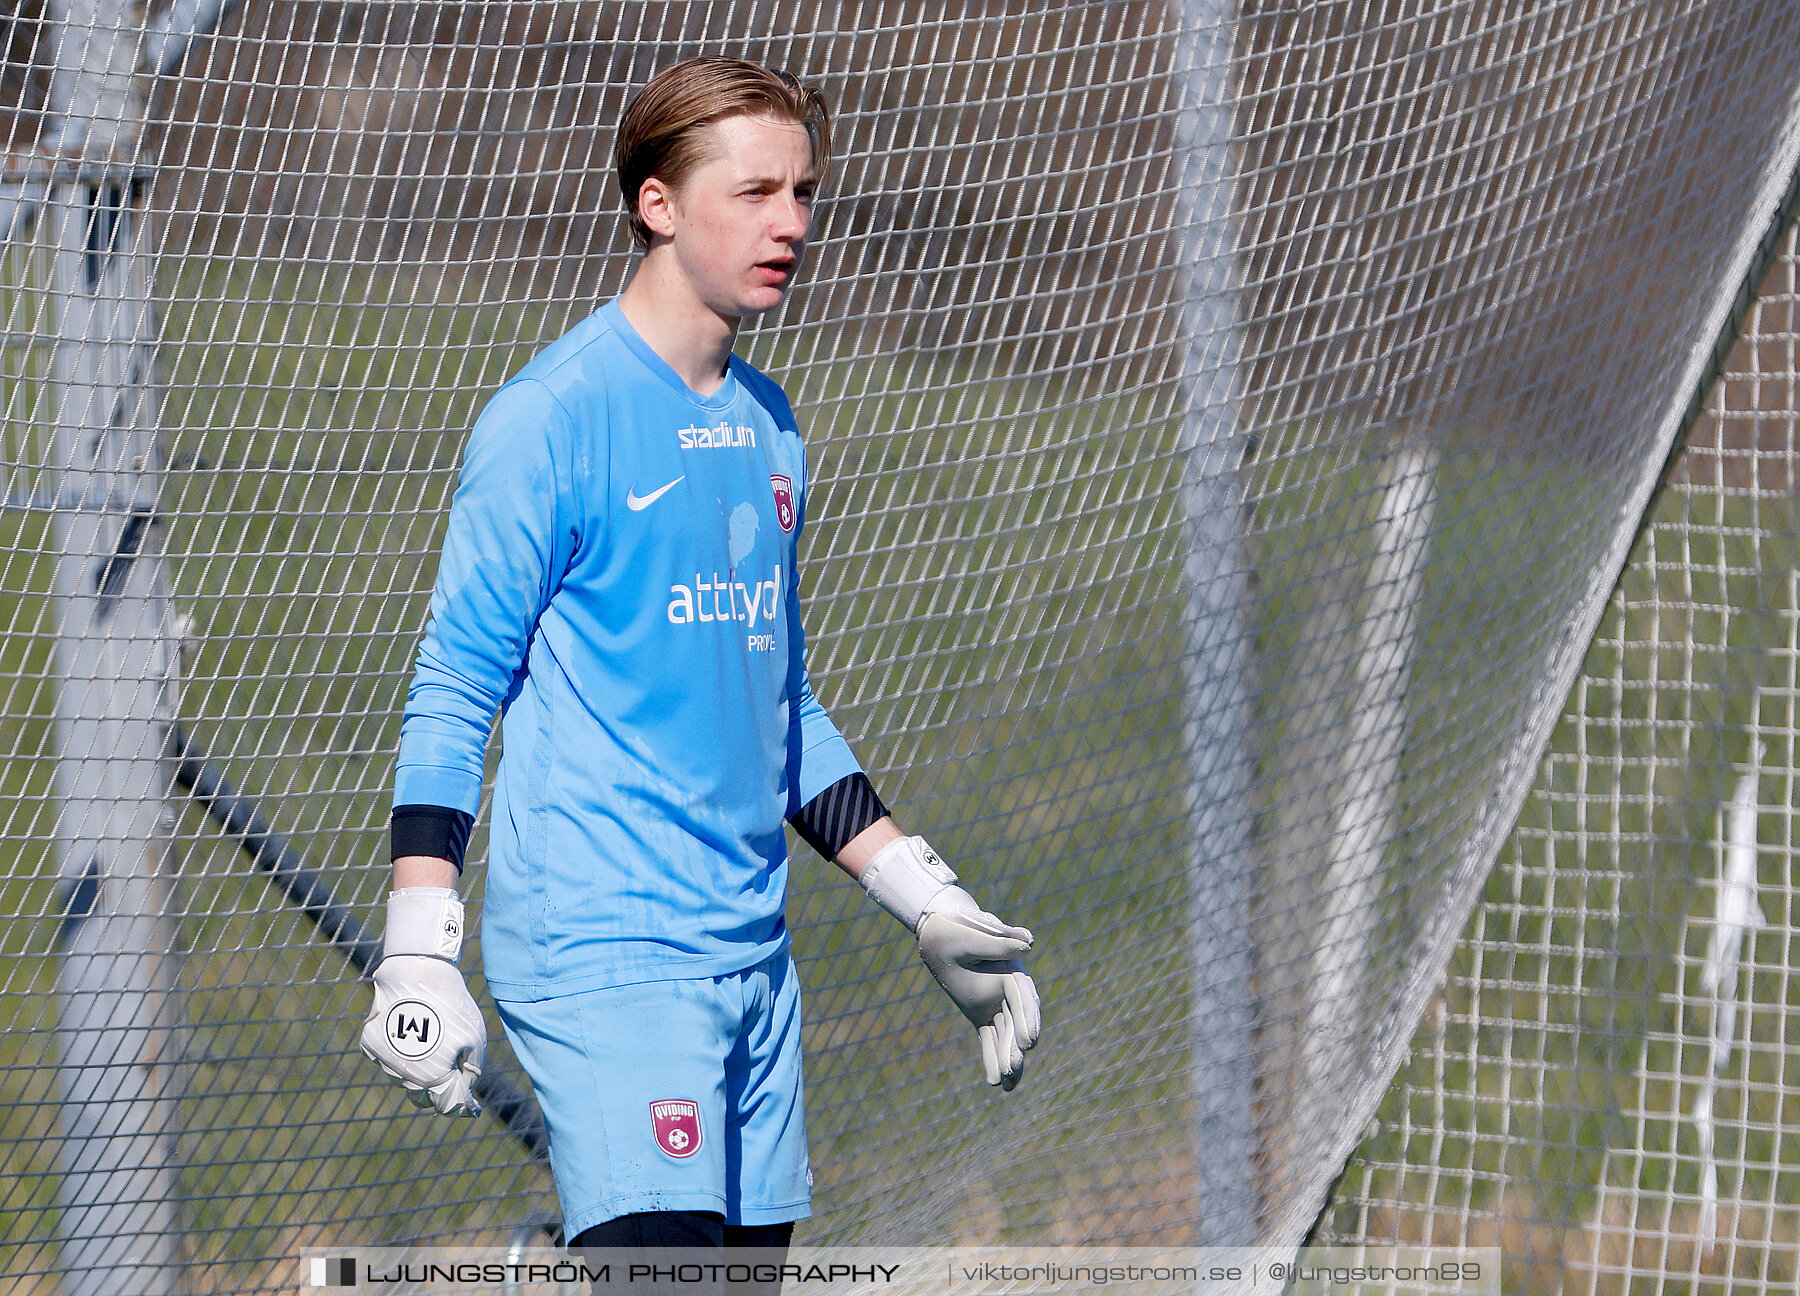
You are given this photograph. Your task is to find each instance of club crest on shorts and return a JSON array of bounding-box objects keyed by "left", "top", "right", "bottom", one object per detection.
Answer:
[
  {"left": 649, "top": 1098, "right": 703, "bottom": 1158},
  {"left": 770, "top": 475, "right": 795, "bottom": 533}
]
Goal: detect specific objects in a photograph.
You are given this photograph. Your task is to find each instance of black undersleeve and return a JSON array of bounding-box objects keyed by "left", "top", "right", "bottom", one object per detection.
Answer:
[
  {"left": 789, "top": 772, "right": 888, "bottom": 859},
  {"left": 390, "top": 803, "right": 473, "bottom": 870}
]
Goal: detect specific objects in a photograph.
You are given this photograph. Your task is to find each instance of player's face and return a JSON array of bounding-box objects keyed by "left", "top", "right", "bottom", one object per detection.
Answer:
[{"left": 660, "top": 114, "right": 816, "bottom": 320}]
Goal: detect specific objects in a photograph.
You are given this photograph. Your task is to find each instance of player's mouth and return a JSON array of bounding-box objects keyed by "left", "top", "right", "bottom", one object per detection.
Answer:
[{"left": 755, "top": 258, "right": 796, "bottom": 286}]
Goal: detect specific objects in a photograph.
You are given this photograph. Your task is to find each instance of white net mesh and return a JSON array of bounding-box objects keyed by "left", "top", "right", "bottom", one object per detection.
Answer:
[
  {"left": 1317, "top": 205, "right": 1800, "bottom": 1296},
  {"left": 0, "top": 2, "right": 1797, "bottom": 1291},
  {"left": 1183, "top": 0, "right": 1800, "bottom": 1248}
]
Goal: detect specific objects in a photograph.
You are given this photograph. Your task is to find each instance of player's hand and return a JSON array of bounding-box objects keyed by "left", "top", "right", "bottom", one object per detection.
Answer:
[
  {"left": 917, "top": 887, "right": 1041, "bottom": 1090},
  {"left": 360, "top": 888, "right": 485, "bottom": 1117},
  {"left": 858, "top": 834, "right": 1042, "bottom": 1091}
]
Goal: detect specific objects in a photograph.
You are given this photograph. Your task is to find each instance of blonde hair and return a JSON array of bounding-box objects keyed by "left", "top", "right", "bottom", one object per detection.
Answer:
[{"left": 614, "top": 56, "right": 832, "bottom": 250}]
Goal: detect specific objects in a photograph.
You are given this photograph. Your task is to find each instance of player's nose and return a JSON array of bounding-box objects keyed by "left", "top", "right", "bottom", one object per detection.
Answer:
[{"left": 771, "top": 189, "right": 810, "bottom": 242}]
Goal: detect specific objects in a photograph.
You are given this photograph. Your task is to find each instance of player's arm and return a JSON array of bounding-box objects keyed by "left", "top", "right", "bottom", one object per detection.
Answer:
[
  {"left": 362, "top": 379, "right": 579, "bottom": 1117},
  {"left": 791, "top": 787, "right": 1044, "bottom": 1093},
  {"left": 394, "top": 855, "right": 460, "bottom": 889},
  {"left": 801, "top": 804, "right": 1041, "bottom": 1091}
]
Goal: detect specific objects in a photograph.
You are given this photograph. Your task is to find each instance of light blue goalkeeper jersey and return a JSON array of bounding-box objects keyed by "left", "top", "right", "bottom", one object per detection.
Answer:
[{"left": 394, "top": 300, "right": 863, "bottom": 1000}]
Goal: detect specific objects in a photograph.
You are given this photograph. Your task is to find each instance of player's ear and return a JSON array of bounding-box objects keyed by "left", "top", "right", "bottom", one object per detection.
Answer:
[{"left": 637, "top": 176, "right": 679, "bottom": 241}]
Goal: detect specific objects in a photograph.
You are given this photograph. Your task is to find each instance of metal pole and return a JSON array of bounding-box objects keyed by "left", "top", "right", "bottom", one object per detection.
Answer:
[
  {"left": 43, "top": 1, "right": 186, "bottom": 1291},
  {"left": 1175, "top": 0, "right": 1264, "bottom": 1246}
]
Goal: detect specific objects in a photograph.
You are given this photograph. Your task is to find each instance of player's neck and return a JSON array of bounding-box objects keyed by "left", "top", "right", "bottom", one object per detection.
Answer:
[{"left": 617, "top": 258, "right": 739, "bottom": 397}]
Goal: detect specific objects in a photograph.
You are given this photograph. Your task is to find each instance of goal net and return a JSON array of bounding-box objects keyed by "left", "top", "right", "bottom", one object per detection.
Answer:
[
  {"left": 1, "top": 2, "right": 1798, "bottom": 1291},
  {"left": 1314, "top": 201, "right": 1800, "bottom": 1296}
]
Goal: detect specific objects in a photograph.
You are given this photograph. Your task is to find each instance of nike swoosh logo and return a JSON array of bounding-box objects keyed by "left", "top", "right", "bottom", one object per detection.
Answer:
[{"left": 626, "top": 476, "right": 685, "bottom": 511}]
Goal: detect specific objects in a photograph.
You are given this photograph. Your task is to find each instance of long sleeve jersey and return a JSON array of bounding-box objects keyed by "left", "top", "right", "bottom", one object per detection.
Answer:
[{"left": 394, "top": 300, "right": 863, "bottom": 1000}]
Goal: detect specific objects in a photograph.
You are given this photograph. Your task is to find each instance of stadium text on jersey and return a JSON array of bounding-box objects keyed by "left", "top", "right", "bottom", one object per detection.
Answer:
[{"left": 679, "top": 422, "right": 758, "bottom": 449}]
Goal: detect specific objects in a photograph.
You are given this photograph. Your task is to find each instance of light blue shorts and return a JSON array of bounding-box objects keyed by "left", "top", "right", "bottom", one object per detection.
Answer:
[{"left": 494, "top": 952, "right": 811, "bottom": 1236}]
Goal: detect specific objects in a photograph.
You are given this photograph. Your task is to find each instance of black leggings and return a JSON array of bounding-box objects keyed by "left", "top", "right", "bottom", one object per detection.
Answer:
[
  {"left": 569, "top": 1211, "right": 794, "bottom": 1296},
  {"left": 569, "top": 1210, "right": 795, "bottom": 1251}
]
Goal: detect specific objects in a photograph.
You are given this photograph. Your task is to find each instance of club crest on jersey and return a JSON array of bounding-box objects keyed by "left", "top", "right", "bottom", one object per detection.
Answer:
[
  {"left": 650, "top": 1098, "right": 703, "bottom": 1159},
  {"left": 383, "top": 1000, "right": 440, "bottom": 1059},
  {"left": 770, "top": 475, "right": 795, "bottom": 533}
]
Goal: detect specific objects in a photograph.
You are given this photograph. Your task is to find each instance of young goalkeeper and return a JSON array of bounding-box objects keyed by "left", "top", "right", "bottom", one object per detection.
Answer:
[{"left": 359, "top": 56, "right": 1042, "bottom": 1254}]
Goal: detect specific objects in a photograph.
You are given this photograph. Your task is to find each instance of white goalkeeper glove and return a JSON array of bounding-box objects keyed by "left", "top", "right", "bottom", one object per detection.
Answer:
[
  {"left": 860, "top": 836, "right": 1041, "bottom": 1090},
  {"left": 360, "top": 887, "right": 486, "bottom": 1117}
]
